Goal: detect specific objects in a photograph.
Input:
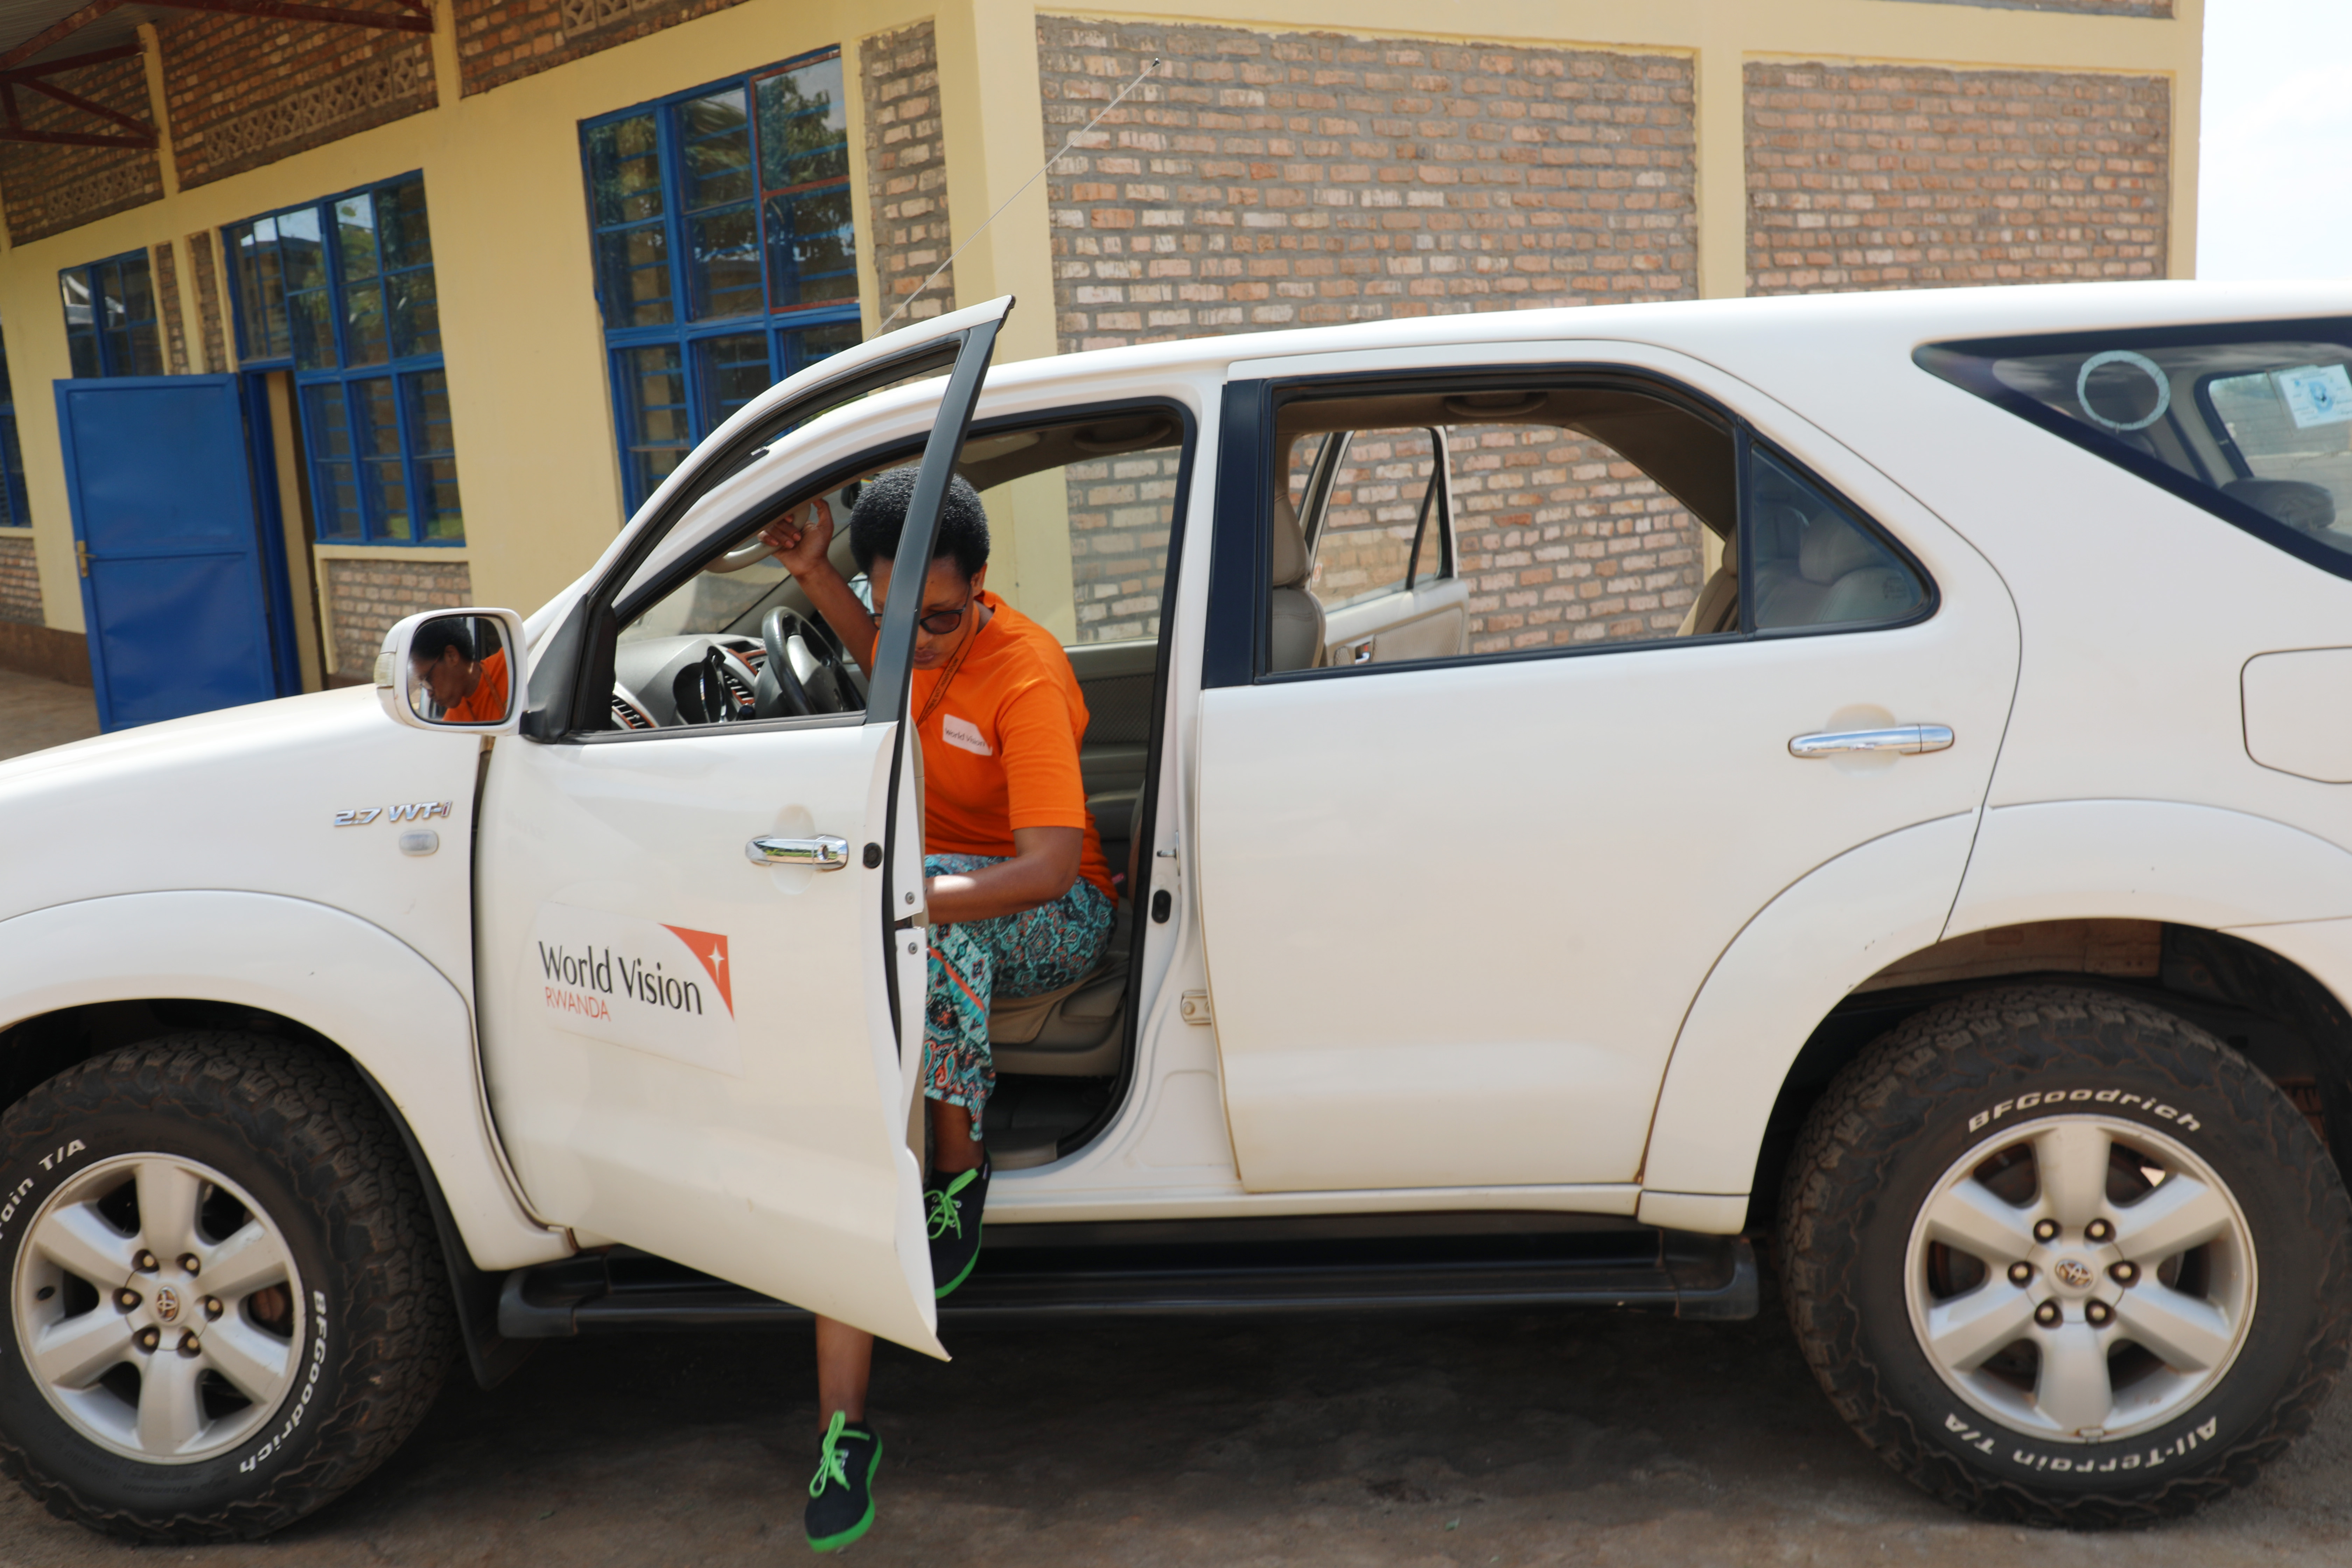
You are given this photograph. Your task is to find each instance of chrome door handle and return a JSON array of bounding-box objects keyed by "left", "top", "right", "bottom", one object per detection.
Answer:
[
  {"left": 1788, "top": 724, "right": 1955, "bottom": 758},
  {"left": 746, "top": 834, "right": 850, "bottom": 869}
]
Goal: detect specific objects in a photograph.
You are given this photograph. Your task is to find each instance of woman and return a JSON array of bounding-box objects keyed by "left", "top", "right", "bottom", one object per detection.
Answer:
[{"left": 758, "top": 464, "right": 1116, "bottom": 1553}]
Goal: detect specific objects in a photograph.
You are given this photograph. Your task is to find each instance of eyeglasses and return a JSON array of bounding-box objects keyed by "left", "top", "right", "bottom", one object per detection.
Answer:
[{"left": 914, "top": 599, "right": 971, "bottom": 636}]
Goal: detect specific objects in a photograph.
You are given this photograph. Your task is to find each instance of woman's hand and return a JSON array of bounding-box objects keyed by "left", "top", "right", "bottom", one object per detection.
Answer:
[
  {"left": 925, "top": 827, "right": 1085, "bottom": 925},
  {"left": 759, "top": 498, "right": 834, "bottom": 578}
]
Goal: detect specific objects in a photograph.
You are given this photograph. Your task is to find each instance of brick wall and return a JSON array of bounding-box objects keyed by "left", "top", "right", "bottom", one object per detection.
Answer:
[
  {"left": 1036, "top": 18, "right": 1695, "bottom": 354},
  {"left": 0, "top": 54, "right": 162, "bottom": 244},
  {"left": 1746, "top": 62, "right": 2169, "bottom": 294},
  {"left": 159, "top": 15, "right": 435, "bottom": 189},
  {"left": 322, "top": 556, "right": 472, "bottom": 677},
  {"left": 186, "top": 229, "right": 228, "bottom": 372},
  {"left": 153, "top": 240, "right": 190, "bottom": 373},
  {"left": 452, "top": 0, "right": 752, "bottom": 97},
  {"left": 0, "top": 534, "right": 41, "bottom": 625},
  {"left": 862, "top": 21, "right": 954, "bottom": 327}
]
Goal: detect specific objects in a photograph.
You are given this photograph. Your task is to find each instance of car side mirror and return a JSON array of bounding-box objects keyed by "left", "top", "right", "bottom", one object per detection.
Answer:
[{"left": 374, "top": 608, "right": 530, "bottom": 734}]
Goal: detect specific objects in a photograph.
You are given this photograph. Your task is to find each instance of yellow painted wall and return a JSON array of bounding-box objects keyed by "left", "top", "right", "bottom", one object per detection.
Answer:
[{"left": 0, "top": 0, "right": 2201, "bottom": 641}]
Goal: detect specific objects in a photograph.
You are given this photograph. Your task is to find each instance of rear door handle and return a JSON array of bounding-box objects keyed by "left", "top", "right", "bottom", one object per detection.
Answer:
[
  {"left": 747, "top": 834, "right": 850, "bottom": 869},
  {"left": 1788, "top": 724, "right": 1954, "bottom": 758}
]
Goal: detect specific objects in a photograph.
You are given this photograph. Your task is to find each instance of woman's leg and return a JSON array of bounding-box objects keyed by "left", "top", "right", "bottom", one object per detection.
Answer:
[{"left": 813, "top": 1316, "right": 872, "bottom": 1421}]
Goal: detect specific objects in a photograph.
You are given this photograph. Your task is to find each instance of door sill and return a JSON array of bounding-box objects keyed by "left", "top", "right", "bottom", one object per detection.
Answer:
[{"left": 496, "top": 1224, "right": 1758, "bottom": 1337}]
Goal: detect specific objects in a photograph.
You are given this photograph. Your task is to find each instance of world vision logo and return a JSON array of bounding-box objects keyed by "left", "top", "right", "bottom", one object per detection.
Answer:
[{"left": 526, "top": 906, "right": 743, "bottom": 1074}]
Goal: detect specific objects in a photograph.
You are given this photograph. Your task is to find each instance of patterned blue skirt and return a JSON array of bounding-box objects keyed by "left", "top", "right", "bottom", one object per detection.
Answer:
[{"left": 922, "top": 853, "right": 1115, "bottom": 1140}]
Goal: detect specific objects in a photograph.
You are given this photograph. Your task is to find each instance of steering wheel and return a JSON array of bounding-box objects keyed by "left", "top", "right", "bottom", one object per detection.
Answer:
[
  {"left": 758, "top": 608, "right": 853, "bottom": 718},
  {"left": 671, "top": 646, "right": 747, "bottom": 725}
]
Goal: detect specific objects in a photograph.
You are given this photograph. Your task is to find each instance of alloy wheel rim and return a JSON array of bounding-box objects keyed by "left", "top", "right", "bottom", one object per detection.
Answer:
[
  {"left": 12, "top": 1153, "right": 306, "bottom": 1465},
  {"left": 1904, "top": 1114, "right": 2257, "bottom": 1444}
]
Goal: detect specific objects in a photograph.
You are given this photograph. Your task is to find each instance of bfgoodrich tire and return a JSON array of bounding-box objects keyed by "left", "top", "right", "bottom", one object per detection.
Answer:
[
  {"left": 1780, "top": 986, "right": 2352, "bottom": 1526},
  {"left": 0, "top": 1035, "right": 455, "bottom": 1540}
]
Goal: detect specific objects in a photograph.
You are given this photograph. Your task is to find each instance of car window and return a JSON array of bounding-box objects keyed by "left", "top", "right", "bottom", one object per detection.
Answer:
[
  {"left": 1918, "top": 327, "right": 2352, "bottom": 572},
  {"left": 1304, "top": 425, "right": 1448, "bottom": 610},
  {"left": 1254, "top": 377, "right": 1925, "bottom": 677},
  {"left": 973, "top": 411, "right": 1185, "bottom": 645}
]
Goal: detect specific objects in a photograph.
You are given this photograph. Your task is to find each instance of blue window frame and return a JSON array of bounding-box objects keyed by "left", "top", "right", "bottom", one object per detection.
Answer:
[
  {"left": 582, "top": 46, "right": 861, "bottom": 514},
  {"left": 59, "top": 250, "right": 164, "bottom": 379},
  {"left": 223, "top": 174, "right": 462, "bottom": 545},
  {"left": 0, "top": 324, "right": 28, "bottom": 527}
]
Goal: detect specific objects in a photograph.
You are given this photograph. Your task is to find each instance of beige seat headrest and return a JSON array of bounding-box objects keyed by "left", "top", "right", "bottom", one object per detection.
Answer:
[
  {"left": 1799, "top": 516, "right": 1885, "bottom": 585},
  {"left": 1271, "top": 487, "right": 1312, "bottom": 588}
]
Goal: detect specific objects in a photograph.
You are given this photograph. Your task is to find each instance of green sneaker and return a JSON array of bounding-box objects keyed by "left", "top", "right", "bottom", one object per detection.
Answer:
[
  {"left": 804, "top": 1410, "right": 881, "bottom": 1553},
  {"left": 926, "top": 1157, "right": 991, "bottom": 1298}
]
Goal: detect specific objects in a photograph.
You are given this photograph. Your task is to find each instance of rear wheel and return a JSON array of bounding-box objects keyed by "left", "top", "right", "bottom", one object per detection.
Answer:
[
  {"left": 0, "top": 1035, "right": 454, "bottom": 1540},
  {"left": 1781, "top": 986, "right": 2352, "bottom": 1525}
]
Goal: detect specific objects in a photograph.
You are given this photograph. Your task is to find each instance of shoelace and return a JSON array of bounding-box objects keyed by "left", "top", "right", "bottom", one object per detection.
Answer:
[
  {"left": 809, "top": 1410, "right": 855, "bottom": 1498},
  {"left": 925, "top": 1167, "right": 980, "bottom": 1241}
]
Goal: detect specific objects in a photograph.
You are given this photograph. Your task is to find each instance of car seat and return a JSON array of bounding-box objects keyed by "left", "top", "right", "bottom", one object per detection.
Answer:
[{"left": 1267, "top": 488, "right": 1326, "bottom": 671}]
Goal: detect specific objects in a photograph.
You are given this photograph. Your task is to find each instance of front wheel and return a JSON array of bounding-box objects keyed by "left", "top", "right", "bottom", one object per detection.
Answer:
[
  {"left": 0, "top": 1036, "right": 455, "bottom": 1540},
  {"left": 1781, "top": 986, "right": 2352, "bottom": 1526}
]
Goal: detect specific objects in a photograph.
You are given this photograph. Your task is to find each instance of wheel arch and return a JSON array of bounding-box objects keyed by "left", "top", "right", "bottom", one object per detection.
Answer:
[
  {"left": 1642, "top": 803, "right": 2352, "bottom": 1227},
  {"left": 0, "top": 892, "right": 568, "bottom": 1386}
]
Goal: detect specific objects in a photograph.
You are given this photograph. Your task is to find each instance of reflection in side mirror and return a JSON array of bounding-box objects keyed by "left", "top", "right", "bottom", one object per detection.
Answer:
[{"left": 375, "top": 608, "right": 529, "bottom": 733}]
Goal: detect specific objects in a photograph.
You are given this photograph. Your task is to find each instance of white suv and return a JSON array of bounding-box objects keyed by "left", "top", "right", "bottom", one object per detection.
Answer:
[{"left": 6, "top": 285, "right": 2352, "bottom": 1539}]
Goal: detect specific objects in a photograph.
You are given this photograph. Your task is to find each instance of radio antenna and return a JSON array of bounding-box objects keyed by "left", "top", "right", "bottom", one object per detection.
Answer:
[{"left": 877, "top": 55, "right": 1166, "bottom": 332}]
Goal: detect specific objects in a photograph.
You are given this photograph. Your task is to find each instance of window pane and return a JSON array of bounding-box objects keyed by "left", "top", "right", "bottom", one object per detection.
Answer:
[
  {"left": 999, "top": 412, "right": 1188, "bottom": 645},
  {"left": 678, "top": 88, "right": 753, "bottom": 211},
  {"left": 303, "top": 384, "right": 360, "bottom": 540},
  {"left": 59, "top": 270, "right": 99, "bottom": 378},
  {"left": 618, "top": 344, "right": 689, "bottom": 508},
  {"left": 377, "top": 180, "right": 434, "bottom": 272},
  {"left": 588, "top": 114, "right": 664, "bottom": 226},
  {"left": 389, "top": 269, "right": 439, "bottom": 358},
  {"left": 1748, "top": 448, "right": 1923, "bottom": 632},
  {"left": 0, "top": 412, "right": 28, "bottom": 529},
  {"left": 763, "top": 185, "right": 856, "bottom": 310},
  {"left": 597, "top": 224, "right": 673, "bottom": 328},
  {"left": 290, "top": 287, "right": 337, "bottom": 371},
  {"left": 336, "top": 194, "right": 380, "bottom": 283},
  {"left": 344, "top": 279, "right": 388, "bottom": 366},
  {"left": 109, "top": 254, "right": 155, "bottom": 329},
  {"left": 353, "top": 378, "right": 410, "bottom": 541},
  {"left": 782, "top": 318, "right": 859, "bottom": 375},
  {"left": 1309, "top": 427, "right": 1441, "bottom": 610},
  {"left": 403, "top": 370, "right": 463, "bottom": 542},
  {"left": 688, "top": 206, "right": 761, "bottom": 319},
  {"left": 227, "top": 218, "right": 292, "bottom": 361},
  {"left": 756, "top": 57, "right": 848, "bottom": 191},
  {"left": 277, "top": 209, "right": 327, "bottom": 293},
  {"left": 694, "top": 331, "right": 772, "bottom": 432},
  {"left": 1921, "top": 331, "right": 2352, "bottom": 567}
]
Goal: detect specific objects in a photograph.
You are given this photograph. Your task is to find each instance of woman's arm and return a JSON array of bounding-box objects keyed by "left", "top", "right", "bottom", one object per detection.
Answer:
[
  {"left": 926, "top": 826, "right": 1083, "bottom": 924},
  {"left": 757, "top": 500, "right": 880, "bottom": 668}
]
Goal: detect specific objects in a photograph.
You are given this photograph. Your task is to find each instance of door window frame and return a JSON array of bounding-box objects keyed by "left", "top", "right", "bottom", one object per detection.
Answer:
[{"left": 1204, "top": 365, "right": 1936, "bottom": 689}]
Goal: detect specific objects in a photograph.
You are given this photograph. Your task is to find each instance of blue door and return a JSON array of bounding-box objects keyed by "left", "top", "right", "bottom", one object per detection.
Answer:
[{"left": 56, "top": 375, "right": 294, "bottom": 730}]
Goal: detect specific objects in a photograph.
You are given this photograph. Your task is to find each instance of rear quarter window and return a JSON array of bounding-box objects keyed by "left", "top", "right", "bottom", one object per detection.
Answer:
[{"left": 1918, "top": 322, "right": 2352, "bottom": 579}]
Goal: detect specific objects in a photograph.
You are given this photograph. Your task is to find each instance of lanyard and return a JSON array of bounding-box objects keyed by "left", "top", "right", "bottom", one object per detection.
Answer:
[{"left": 913, "top": 595, "right": 986, "bottom": 730}]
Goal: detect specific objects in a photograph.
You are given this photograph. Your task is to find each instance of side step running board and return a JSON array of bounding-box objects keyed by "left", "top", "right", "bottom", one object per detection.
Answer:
[{"left": 498, "top": 1227, "right": 1759, "bottom": 1338}]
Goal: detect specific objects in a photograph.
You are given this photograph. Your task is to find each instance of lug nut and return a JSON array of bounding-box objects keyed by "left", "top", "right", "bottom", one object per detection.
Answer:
[
  {"left": 203, "top": 1296, "right": 223, "bottom": 1320},
  {"left": 114, "top": 1288, "right": 140, "bottom": 1312},
  {"left": 134, "top": 1326, "right": 160, "bottom": 1353},
  {"left": 2086, "top": 1301, "right": 2115, "bottom": 1327},
  {"left": 2110, "top": 1261, "right": 2140, "bottom": 1286},
  {"left": 178, "top": 1254, "right": 200, "bottom": 1276},
  {"left": 2035, "top": 1301, "right": 2063, "bottom": 1328},
  {"left": 2085, "top": 1219, "right": 2115, "bottom": 1244},
  {"left": 2008, "top": 1262, "right": 2034, "bottom": 1286},
  {"left": 133, "top": 1250, "right": 158, "bottom": 1273},
  {"left": 176, "top": 1330, "right": 201, "bottom": 1357},
  {"left": 2033, "top": 1219, "right": 2060, "bottom": 1243}
]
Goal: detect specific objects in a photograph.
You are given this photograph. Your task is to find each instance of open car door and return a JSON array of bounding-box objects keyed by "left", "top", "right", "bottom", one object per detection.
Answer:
[{"left": 473, "top": 300, "right": 1009, "bottom": 1356}]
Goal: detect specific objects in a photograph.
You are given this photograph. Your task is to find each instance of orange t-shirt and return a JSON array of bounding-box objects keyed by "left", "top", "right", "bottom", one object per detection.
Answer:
[
  {"left": 446, "top": 648, "right": 509, "bottom": 725},
  {"left": 860, "top": 592, "right": 1112, "bottom": 898}
]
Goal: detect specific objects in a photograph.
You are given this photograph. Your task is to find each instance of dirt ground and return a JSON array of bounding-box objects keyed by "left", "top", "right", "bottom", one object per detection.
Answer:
[
  {"left": 0, "top": 670, "right": 98, "bottom": 763},
  {"left": 5, "top": 673, "right": 2352, "bottom": 1564},
  {"left": 0, "top": 1285, "right": 2348, "bottom": 1568}
]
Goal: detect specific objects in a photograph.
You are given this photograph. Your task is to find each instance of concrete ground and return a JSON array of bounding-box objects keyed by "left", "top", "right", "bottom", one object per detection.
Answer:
[
  {"left": 0, "top": 1282, "right": 2349, "bottom": 1568},
  {"left": 0, "top": 668, "right": 98, "bottom": 763},
  {"left": 4, "top": 672, "right": 2352, "bottom": 1566}
]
